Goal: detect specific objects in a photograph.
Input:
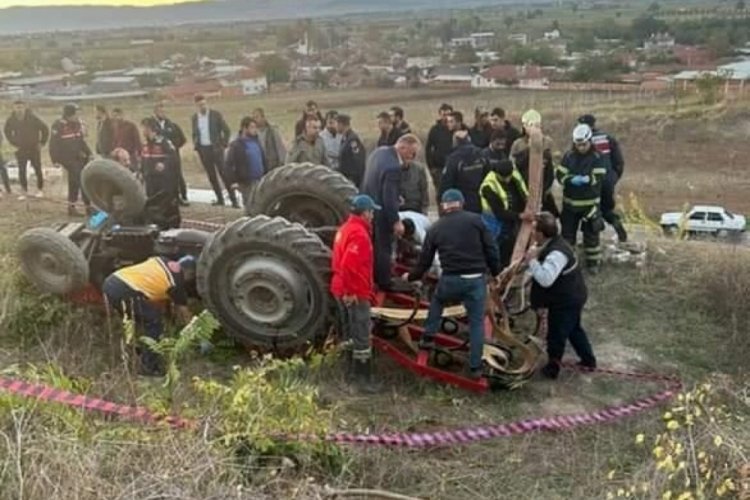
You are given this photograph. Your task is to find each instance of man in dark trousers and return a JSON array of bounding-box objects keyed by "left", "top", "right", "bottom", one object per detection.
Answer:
[
  {"left": 103, "top": 255, "right": 196, "bottom": 376},
  {"left": 439, "top": 129, "right": 486, "bottom": 213},
  {"left": 191, "top": 94, "right": 237, "bottom": 207},
  {"left": 389, "top": 106, "right": 411, "bottom": 136},
  {"left": 480, "top": 158, "right": 531, "bottom": 267},
  {"left": 154, "top": 101, "right": 189, "bottom": 205},
  {"left": 425, "top": 103, "right": 454, "bottom": 196},
  {"left": 489, "top": 107, "right": 521, "bottom": 155},
  {"left": 526, "top": 212, "right": 596, "bottom": 379},
  {"left": 556, "top": 123, "right": 607, "bottom": 273},
  {"left": 4, "top": 100, "right": 49, "bottom": 200},
  {"left": 95, "top": 105, "right": 115, "bottom": 157},
  {"left": 331, "top": 194, "right": 381, "bottom": 393},
  {"left": 225, "top": 117, "right": 266, "bottom": 209},
  {"left": 49, "top": 103, "right": 92, "bottom": 217},
  {"left": 111, "top": 108, "right": 142, "bottom": 172},
  {"left": 141, "top": 117, "right": 180, "bottom": 230},
  {"left": 362, "top": 134, "right": 420, "bottom": 292},
  {"left": 336, "top": 114, "right": 366, "bottom": 188},
  {"left": 578, "top": 114, "right": 628, "bottom": 243},
  {"left": 406, "top": 189, "right": 502, "bottom": 380}
]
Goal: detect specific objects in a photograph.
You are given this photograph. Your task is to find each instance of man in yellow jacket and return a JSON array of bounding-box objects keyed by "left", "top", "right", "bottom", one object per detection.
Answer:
[{"left": 103, "top": 256, "right": 196, "bottom": 375}]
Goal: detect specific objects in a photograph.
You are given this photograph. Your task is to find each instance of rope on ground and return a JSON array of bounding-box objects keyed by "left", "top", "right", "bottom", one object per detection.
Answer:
[{"left": 324, "top": 487, "right": 423, "bottom": 500}]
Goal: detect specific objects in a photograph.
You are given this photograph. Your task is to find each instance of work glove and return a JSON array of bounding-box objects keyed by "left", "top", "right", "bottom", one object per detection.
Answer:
[{"left": 570, "top": 175, "right": 590, "bottom": 187}]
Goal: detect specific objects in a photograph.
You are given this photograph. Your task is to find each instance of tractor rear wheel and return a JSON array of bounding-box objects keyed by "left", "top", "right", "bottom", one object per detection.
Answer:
[
  {"left": 81, "top": 159, "right": 147, "bottom": 219},
  {"left": 247, "top": 164, "right": 357, "bottom": 229},
  {"left": 197, "top": 215, "right": 332, "bottom": 351},
  {"left": 17, "top": 228, "right": 89, "bottom": 295}
]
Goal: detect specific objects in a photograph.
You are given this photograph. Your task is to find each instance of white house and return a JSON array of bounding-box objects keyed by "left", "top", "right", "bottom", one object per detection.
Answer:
[
  {"left": 406, "top": 56, "right": 440, "bottom": 69},
  {"left": 450, "top": 37, "right": 476, "bottom": 49},
  {"left": 508, "top": 33, "right": 528, "bottom": 45},
  {"left": 469, "top": 32, "right": 496, "bottom": 49},
  {"left": 543, "top": 29, "right": 561, "bottom": 40}
]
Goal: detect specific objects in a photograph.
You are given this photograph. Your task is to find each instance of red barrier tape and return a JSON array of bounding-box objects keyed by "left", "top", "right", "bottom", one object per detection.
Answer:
[
  {"left": 0, "top": 362, "right": 681, "bottom": 447},
  {"left": 0, "top": 377, "right": 194, "bottom": 430}
]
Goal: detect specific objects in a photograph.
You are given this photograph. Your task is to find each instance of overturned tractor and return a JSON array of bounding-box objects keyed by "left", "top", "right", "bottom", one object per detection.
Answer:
[{"left": 17, "top": 157, "right": 543, "bottom": 390}]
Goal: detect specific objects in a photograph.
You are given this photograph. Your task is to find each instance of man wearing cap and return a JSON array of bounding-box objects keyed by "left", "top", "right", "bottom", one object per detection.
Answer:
[
  {"left": 406, "top": 189, "right": 502, "bottom": 380},
  {"left": 331, "top": 194, "right": 380, "bottom": 392},
  {"left": 49, "top": 103, "right": 93, "bottom": 217},
  {"left": 510, "top": 109, "right": 559, "bottom": 217},
  {"left": 103, "top": 255, "right": 196, "bottom": 376},
  {"left": 439, "top": 123, "right": 486, "bottom": 214},
  {"left": 577, "top": 114, "right": 628, "bottom": 243},
  {"left": 525, "top": 212, "right": 596, "bottom": 379},
  {"left": 556, "top": 123, "right": 607, "bottom": 273},
  {"left": 336, "top": 114, "right": 366, "bottom": 187},
  {"left": 362, "top": 134, "right": 421, "bottom": 292}
]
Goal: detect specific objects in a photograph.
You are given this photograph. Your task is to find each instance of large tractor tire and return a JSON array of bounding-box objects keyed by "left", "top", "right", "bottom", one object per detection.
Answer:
[
  {"left": 197, "top": 215, "right": 332, "bottom": 351},
  {"left": 81, "top": 159, "right": 147, "bottom": 219},
  {"left": 17, "top": 228, "right": 89, "bottom": 295},
  {"left": 247, "top": 163, "right": 357, "bottom": 229}
]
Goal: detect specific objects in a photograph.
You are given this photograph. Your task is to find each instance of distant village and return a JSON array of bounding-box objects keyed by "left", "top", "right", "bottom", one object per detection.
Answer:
[{"left": 1, "top": 14, "right": 750, "bottom": 103}]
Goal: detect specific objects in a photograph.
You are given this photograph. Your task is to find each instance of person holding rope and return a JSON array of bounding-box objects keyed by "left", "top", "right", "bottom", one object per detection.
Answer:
[
  {"left": 406, "top": 189, "right": 502, "bottom": 380},
  {"left": 331, "top": 194, "right": 381, "bottom": 393},
  {"left": 525, "top": 212, "right": 597, "bottom": 379}
]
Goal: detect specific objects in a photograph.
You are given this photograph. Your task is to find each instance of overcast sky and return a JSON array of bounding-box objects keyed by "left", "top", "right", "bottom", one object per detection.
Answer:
[{"left": 0, "top": 0, "right": 191, "bottom": 7}]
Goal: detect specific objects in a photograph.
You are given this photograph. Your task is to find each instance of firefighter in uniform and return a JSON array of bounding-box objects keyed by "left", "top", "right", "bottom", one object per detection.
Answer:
[
  {"left": 577, "top": 114, "right": 627, "bottom": 243},
  {"left": 479, "top": 158, "right": 532, "bottom": 268},
  {"left": 141, "top": 117, "right": 181, "bottom": 230},
  {"left": 556, "top": 124, "right": 607, "bottom": 273},
  {"left": 103, "top": 256, "right": 196, "bottom": 376},
  {"left": 49, "top": 103, "right": 92, "bottom": 216}
]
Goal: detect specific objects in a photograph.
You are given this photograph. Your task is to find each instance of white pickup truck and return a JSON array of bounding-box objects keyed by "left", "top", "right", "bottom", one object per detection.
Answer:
[{"left": 660, "top": 205, "right": 746, "bottom": 237}]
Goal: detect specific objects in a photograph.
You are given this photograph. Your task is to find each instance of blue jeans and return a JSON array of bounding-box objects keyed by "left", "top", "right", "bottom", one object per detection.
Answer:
[{"left": 423, "top": 275, "right": 486, "bottom": 370}]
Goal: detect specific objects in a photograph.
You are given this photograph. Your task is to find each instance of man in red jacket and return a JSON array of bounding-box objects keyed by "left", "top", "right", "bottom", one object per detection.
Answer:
[{"left": 331, "top": 194, "right": 380, "bottom": 392}]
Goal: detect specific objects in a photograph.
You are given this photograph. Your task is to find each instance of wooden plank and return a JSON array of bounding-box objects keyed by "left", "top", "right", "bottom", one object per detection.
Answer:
[
  {"left": 511, "top": 124, "right": 544, "bottom": 263},
  {"left": 371, "top": 305, "right": 466, "bottom": 321}
]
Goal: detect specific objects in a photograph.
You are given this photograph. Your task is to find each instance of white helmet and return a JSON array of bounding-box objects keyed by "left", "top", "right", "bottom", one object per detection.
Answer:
[{"left": 572, "top": 123, "right": 592, "bottom": 143}]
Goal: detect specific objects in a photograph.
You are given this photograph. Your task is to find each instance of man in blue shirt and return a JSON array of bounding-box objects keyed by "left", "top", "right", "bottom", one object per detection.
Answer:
[{"left": 226, "top": 117, "right": 267, "bottom": 209}]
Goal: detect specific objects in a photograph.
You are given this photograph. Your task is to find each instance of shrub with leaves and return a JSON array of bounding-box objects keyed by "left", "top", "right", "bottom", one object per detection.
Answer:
[
  {"left": 193, "top": 355, "right": 339, "bottom": 471},
  {"left": 606, "top": 381, "right": 748, "bottom": 499}
]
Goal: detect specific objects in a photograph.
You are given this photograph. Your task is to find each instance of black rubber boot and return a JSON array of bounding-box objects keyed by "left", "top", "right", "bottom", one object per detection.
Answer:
[
  {"left": 353, "top": 358, "right": 382, "bottom": 394},
  {"left": 614, "top": 222, "right": 628, "bottom": 243},
  {"left": 541, "top": 361, "right": 561, "bottom": 380}
]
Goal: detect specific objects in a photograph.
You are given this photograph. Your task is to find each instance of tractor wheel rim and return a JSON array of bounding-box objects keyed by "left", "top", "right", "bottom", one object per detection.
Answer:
[
  {"left": 271, "top": 195, "right": 338, "bottom": 227},
  {"left": 229, "top": 255, "right": 308, "bottom": 326},
  {"left": 38, "top": 252, "right": 62, "bottom": 275}
]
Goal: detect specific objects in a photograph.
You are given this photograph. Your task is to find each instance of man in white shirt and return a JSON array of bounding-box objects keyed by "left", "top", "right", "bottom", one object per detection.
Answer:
[
  {"left": 399, "top": 210, "right": 440, "bottom": 275},
  {"left": 525, "top": 212, "right": 596, "bottom": 379},
  {"left": 319, "top": 110, "right": 342, "bottom": 170}
]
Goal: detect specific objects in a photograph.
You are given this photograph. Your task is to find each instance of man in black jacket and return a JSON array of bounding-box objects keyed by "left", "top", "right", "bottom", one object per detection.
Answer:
[
  {"left": 406, "top": 189, "right": 501, "bottom": 380},
  {"left": 154, "top": 101, "right": 188, "bottom": 205},
  {"left": 424, "top": 103, "right": 454, "bottom": 196},
  {"left": 191, "top": 94, "right": 237, "bottom": 208},
  {"left": 141, "top": 117, "right": 180, "bottom": 230},
  {"left": 389, "top": 106, "right": 411, "bottom": 136},
  {"left": 439, "top": 129, "right": 486, "bottom": 213},
  {"left": 376, "top": 111, "right": 402, "bottom": 147},
  {"left": 0, "top": 129, "right": 12, "bottom": 198},
  {"left": 4, "top": 100, "right": 49, "bottom": 199},
  {"left": 225, "top": 117, "right": 267, "bottom": 209},
  {"left": 50, "top": 103, "right": 92, "bottom": 216},
  {"left": 526, "top": 212, "right": 596, "bottom": 379},
  {"left": 336, "top": 114, "right": 366, "bottom": 188},
  {"left": 489, "top": 107, "right": 521, "bottom": 155},
  {"left": 469, "top": 107, "right": 492, "bottom": 149}
]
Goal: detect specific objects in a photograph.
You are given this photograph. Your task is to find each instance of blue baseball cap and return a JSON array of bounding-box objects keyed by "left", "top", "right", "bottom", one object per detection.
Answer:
[
  {"left": 351, "top": 194, "right": 381, "bottom": 212},
  {"left": 441, "top": 189, "right": 465, "bottom": 204}
]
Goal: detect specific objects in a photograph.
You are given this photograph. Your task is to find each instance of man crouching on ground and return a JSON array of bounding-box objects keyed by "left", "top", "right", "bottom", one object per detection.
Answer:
[
  {"left": 331, "top": 194, "right": 382, "bottom": 393},
  {"left": 525, "top": 212, "right": 597, "bottom": 379}
]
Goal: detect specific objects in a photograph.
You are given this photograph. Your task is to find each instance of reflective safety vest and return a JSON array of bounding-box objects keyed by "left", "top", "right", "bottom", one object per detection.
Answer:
[
  {"left": 479, "top": 169, "right": 529, "bottom": 214},
  {"left": 114, "top": 257, "right": 176, "bottom": 302}
]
